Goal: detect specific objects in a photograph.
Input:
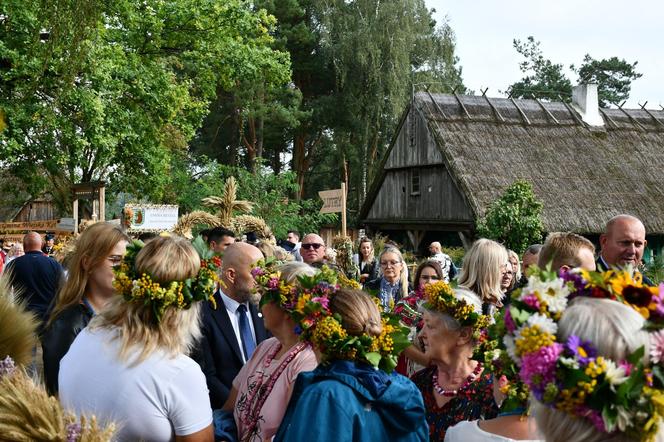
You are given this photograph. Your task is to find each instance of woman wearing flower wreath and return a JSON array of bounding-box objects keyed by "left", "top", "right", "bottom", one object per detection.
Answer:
[
  {"left": 394, "top": 260, "right": 444, "bottom": 376},
  {"left": 274, "top": 288, "right": 428, "bottom": 442},
  {"left": 506, "top": 267, "right": 664, "bottom": 442},
  {"left": 42, "top": 222, "right": 129, "bottom": 395},
  {"left": 59, "top": 235, "right": 218, "bottom": 441},
  {"left": 411, "top": 281, "right": 498, "bottom": 441},
  {"left": 220, "top": 261, "right": 319, "bottom": 442},
  {"left": 445, "top": 297, "right": 542, "bottom": 441}
]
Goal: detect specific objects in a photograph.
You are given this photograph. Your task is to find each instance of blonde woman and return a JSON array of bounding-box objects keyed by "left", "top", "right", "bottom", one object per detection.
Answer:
[
  {"left": 364, "top": 248, "right": 411, "bottom": 311},
  {"left": 41, "top": 222, "right": 129, "bottom": 395},
  {"left": 457, "top": 238, "right": 509, "bottom": 316},
  {"left": 59, "top": 236, "right": 215, "bottom": 441}
]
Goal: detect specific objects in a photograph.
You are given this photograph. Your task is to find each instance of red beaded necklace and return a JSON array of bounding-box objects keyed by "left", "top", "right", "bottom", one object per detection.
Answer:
[{"left": 432, "top": 362, "right": 483, "bottom": 397}]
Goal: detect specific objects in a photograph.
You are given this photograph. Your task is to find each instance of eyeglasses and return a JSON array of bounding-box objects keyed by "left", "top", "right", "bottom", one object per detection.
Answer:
[
  {"left": 107, "top": 255, "right": 124, "bottom": 267},
  {"left": 380, "top": 260, "right": 401, "bottom": 267},
  {"left": 301, "top": 243, "right": 324, "bottom": 250},
  {"left": 420, "top": 275, "right": 440, "bottom": 281}
]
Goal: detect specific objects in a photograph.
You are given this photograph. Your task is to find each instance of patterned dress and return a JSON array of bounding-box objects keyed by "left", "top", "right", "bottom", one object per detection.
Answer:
[{"left": 411, "top": 366, "right": 499, "bottom": 441}]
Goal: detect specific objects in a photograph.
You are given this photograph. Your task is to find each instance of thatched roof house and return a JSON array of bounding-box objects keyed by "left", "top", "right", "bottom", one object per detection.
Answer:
[{"left": 359, "top": 85, "right": 664, "bottom": 249}]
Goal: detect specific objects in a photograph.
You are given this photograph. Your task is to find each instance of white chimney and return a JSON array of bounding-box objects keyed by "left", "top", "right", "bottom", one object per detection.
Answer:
[{"left": 571, "top": 83, "right": 604, "bottom": 126}]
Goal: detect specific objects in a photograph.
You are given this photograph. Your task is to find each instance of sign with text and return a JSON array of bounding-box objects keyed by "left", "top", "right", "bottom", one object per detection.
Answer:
[
  {"left": 318, "top": 188, "right": 344, "bottom": 214},
  {"left": 55, "top": 218, "right": 76, "bottom": 232},
  {"left": 125, "top": 204, "right": 179, "bottom": 231}
]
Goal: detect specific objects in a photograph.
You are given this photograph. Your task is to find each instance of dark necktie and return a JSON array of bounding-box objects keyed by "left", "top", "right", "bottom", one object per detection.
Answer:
[{"left": 237, "top": 304, "right": 256, "bottom": 360}]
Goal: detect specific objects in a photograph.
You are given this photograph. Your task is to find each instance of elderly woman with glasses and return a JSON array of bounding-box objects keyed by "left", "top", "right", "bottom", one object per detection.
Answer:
[{"left": 364, "top": 248, "right": 411, "bottom": 311}]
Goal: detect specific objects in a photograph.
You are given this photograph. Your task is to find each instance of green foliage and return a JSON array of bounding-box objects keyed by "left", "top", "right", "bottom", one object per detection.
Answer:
[
  {"left": 441, "top": 246, "right": 465, "bottom": 267},
  {"left": 507, "top": 37, "right": 572, "bottom": 101},
  {"left": 644, "top": 252, "right": 664, "bottom": 285},
  {"left": 507, "top": 37, "right": 641, "bottom": 106},
  {"left": 308, "top": 0, "right": 465, "bottom": 208},
  {"left": 165, "top": 155, "right": 336, "bottom": 238},
  {"left": 0, "top": 0, "right": 290, "bottom": 210},
  {"left": 476, "top": 180, "right": 544, "bottom": 255},
  {"left": 572, "top": 55, "right": 643, "bottom": 107}
]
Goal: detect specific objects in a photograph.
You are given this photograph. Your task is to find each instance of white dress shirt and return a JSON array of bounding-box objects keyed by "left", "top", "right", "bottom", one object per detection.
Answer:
[{"left": 220, "top": 291, "right": 257, "bottom": 363}]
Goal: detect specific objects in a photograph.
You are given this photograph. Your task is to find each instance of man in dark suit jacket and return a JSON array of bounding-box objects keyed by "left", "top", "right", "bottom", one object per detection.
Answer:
[
  {"left": 5, "top": 231, "right": 64, "bottom": 333},
  {"left": 596, "top": 214, "right": 654, "bottom": 286},
  {"left": 194, "top": 242, "right": 269, "bottom": 409}
]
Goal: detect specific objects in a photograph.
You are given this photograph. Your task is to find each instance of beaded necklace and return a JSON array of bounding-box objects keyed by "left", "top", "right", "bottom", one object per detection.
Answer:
[
  {"left": 432, "top": 362, "right": 483, "bottom": 397},
  {"left": 237, "top": 341, "right": 308, "bottom": 441}
]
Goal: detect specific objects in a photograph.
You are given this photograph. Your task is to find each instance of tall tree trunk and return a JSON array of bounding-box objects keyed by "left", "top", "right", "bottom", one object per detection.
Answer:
[
  {"left": 293, "top": 132, "right": 307, "bottom": 201},
  {"left": 292, "top": 130, "right": 321, "bottom": 200},
  {"left": 256, "top": 115, "right": 264, "bottom": 162}
]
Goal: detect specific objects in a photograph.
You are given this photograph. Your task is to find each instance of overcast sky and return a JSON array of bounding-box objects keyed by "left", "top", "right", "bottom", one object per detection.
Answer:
[{"left": 425, "top": 0, "right": 664, "bottom": 108}]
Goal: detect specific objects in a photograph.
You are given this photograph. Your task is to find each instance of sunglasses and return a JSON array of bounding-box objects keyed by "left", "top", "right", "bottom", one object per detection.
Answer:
[{"left": 301, "top": 243, "right": 324, "bottom": 250}]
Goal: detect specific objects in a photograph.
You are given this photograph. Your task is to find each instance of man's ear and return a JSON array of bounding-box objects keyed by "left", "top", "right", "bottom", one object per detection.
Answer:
[
  {"left": 560, "top": 264, "right": 570, "bottom": 272},
  {"left": 224, "top": 267, "right": 236, "bottom": 284},
  {"left": 599, "top": 234, "right": 607, "bottom": 251}
]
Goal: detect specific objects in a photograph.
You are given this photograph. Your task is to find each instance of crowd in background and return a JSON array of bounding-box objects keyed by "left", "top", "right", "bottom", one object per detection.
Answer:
[{"left": 0, "top": 213, "right": 661, "bottom": 442}]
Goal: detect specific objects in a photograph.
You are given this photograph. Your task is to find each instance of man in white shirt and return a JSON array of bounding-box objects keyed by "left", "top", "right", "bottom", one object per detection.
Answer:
[
  {"left": 193, "top": 242, "right": 269, "bottom": 409},
  {"left": 428, "top": 241, "right": 455, "bottom": 283}
]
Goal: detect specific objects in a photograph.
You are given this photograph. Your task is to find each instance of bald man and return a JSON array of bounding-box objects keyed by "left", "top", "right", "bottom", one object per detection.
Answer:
[
  {"left": 597, "top": 214, "right": 653, "bottom": 285},
  {"left": 193, "top": 242, "right": 269, "bottom": 408},
  {"left": 5, "top": 232, "right": 64, "bottom": 331},
  {"left": 428, "top": 241, "right": 456, "bottom": 282},
  {"left": 300, "top": 233, "right": 327, "bottom": 266}
]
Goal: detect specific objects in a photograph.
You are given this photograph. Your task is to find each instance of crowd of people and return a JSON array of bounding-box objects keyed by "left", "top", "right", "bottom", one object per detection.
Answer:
[{"left": 1, "top": 213, "right": 663, "bottom": 441}]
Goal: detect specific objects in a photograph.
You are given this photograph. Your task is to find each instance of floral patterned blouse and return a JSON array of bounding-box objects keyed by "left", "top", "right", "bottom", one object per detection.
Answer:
[{"left": 411, "top": 366, "right": 499, "bottom": 441}]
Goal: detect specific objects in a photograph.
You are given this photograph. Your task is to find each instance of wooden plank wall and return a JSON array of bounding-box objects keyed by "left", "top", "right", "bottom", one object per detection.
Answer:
[
  {"left": 366, "top": 167, "right": 473, "bottom": 221},
  {"left": 14, "top": 201, "right": 56, "bottom": 222},
  {"left": 366, "top": 106, "right": 473, "bottom": 223},
  {"left": 385, "top": 107, "right": 444, "bottom": 169}
]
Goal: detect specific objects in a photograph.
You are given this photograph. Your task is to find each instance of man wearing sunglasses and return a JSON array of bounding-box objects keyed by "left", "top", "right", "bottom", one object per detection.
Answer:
[{"left": 300, "top": 233, "right": 328, "bottom": 267}]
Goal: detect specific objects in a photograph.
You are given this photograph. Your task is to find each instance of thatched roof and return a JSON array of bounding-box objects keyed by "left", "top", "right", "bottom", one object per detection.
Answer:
[{"left": 361, "top": 91, "right": 664, "bottom": 234}]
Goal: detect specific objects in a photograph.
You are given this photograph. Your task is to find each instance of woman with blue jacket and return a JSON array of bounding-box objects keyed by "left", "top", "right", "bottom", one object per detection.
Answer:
[{"left": 274, "top": 288, "right": 428, "bottom": 442}]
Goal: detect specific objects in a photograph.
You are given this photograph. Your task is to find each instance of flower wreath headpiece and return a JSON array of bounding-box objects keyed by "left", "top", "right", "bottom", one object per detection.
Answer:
[
  {"left": 113, "top": 237, "right": 221, "bottom": 322},
  {"left": 506, "top": 266, "right": 664, "bottom": 440},
  {"left": 423, "top": 281, "right": 492, "bottom": 341},
  {"left": 252, "top": 260, "right": 409, "bottom": 372}
]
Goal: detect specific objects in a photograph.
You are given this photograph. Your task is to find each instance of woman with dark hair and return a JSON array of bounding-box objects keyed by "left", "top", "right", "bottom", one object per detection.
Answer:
[
  {"left": 274, "top": 288, "right": 428, "bottom": 442},
  {"left": 42, "top": 222, "right": 129, "bottom": 395}
]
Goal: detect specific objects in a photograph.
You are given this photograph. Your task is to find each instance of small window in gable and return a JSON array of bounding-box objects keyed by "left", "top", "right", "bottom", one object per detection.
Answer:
[{"left": 410, "top": 169, "right": 420, "bottom": 195}]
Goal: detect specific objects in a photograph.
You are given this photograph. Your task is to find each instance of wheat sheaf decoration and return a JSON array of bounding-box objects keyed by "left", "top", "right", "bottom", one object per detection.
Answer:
[
  {"left": 201, "top": 176, "right": 253, "bottom": 226},
  {"left": 172, "top": 210, "right": 224, "bottom": 239},
  {"left": 0, "top": 363, "right": 116, "bottom": 441}
]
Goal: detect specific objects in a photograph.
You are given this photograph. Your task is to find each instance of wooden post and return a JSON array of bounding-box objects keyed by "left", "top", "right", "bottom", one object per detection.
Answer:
[
  {"left": 72, "top": 198, "right": 79, "bottom": 234},
  {"left": 341, "top": 182, "right": 347, "bottom": 237}
]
